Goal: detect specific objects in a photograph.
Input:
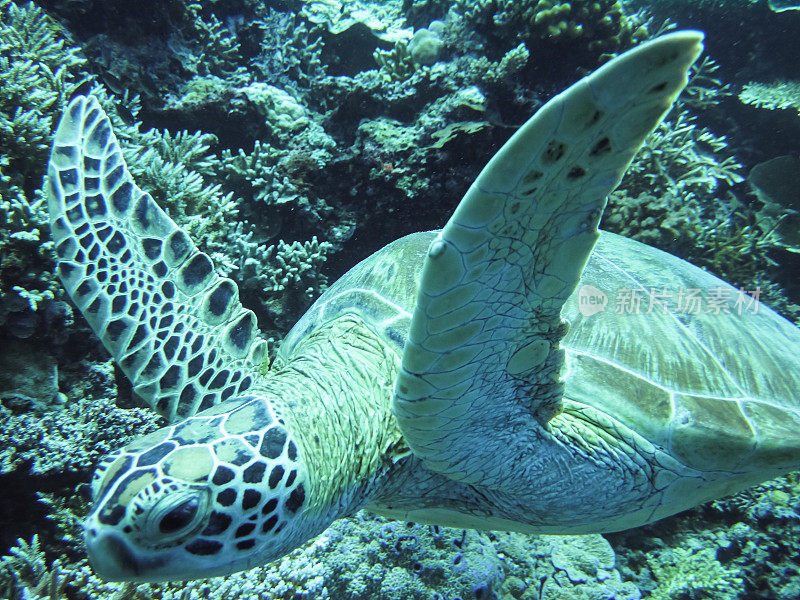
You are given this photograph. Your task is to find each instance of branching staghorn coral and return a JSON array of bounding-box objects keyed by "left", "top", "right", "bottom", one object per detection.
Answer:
[
  {"left": 220, "top": 140, "right": 295, "bottom": 207},
  {"left": 126, "top": 129, "right": 238, "bottom": 243},
  {"left": 683, "top": 56, "right": 732, "bottom": 109},
  {"left": 0, "top": 535, "right": 68, "bottom": 600},
  {"left": 607, "top": 114, "right": 774, "bottom": 304},
  {"left": 373, "top": 40, "right": 419, "bottom": 82},
  {"left": 0, "top": 0, "right": 85, "bottom": 334},
  {"left": 225, "top": 229, "right": 333, "bottom": 331},
  {"left": 253, "top": 9, "right": 327, "bottom": 95},
  {"left": 0, "top": 186, "right": 58, "bottom": 318},
  {"left": 690, "top": 214, "right": 784, "bottom": 283},
  {"left": 0, "top": 1, "right": 336, "bottom": 344},
  {"left": 219, "top": 140, "right": 334, "bottom": 235},
  {"left": 620, "top": 109, "right": 744, "bottom": 199},
  {"left": 1, "top": 1, "right": 342, "bottom": 345},
  {"left": 182, "top": 2, "right": 242, "bottom": 78},
  {"left": 739, "top": 79, "right": 800, "bottom": 116}
]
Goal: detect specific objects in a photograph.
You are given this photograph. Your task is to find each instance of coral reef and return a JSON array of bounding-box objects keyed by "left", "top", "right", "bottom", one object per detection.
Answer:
[
  {"left": 750, "top": 155, "right": 800, "bottom": 254},
  {"left": 0, "top": 394, "right": 159, "bottom": 477},
  {"left": 407, "top": 22, "right": 445, "bottom": 65},
  {"left": 599, "top": 60, "right": 800, "bottom": 321},
  {"left": 610, "top": 472, "right": 800, "bottom": 600},
  {"left": 0, "top": 339, "right": 64, "bottom": 409},
  {"left": 1, "top": 513, "right": 641, "bottom": 600},
  {"left": 226, "top": 233, "right": 334, "bottom": 332},
  {"left": 374, "top": 40, "right": 420, "bottom": 81},
  {"left": 619, "top": 109, "right": 744, "bottom": 200},
  {"left": 1, "top": 0, "right": 800, "bottom": 599}
]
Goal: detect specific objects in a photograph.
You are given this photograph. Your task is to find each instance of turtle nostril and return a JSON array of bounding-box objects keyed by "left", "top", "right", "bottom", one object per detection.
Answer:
[{"left": 81, "top": 519, "right": 98, "bottom": 539}]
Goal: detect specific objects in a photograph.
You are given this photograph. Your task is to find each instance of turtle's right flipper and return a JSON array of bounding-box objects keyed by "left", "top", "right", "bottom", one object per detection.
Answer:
[
  {"left": 393, "top": 32, "right": 704, "bottom": 490},
  {"left": 48, "top": 96, "right": 266, "bottom": 421}
]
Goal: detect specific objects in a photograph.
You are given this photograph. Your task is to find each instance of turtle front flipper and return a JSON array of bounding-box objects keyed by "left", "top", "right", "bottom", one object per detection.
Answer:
[
  {"left": 47, "top": 95, "right": 267, "bottom": 421},
  {"left": 393, "top": 32, "right": 704, "bottom": 489}
]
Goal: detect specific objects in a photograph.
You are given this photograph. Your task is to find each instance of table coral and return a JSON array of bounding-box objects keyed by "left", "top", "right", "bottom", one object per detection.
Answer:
[{"left": 302, "top": 0, "right": 412, "bottom": 43}]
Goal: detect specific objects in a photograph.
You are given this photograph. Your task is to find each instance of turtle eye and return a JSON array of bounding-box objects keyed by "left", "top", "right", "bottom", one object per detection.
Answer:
[
  {"left": 139, "top": 489, "right": 210, "bottom": 546},
  {"left": 159, "top": 497, "right": 199, "bottom": 534}
]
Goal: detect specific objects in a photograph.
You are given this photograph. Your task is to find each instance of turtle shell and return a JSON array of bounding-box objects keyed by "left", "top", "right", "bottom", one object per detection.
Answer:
[
  {"left": 278, "top": 232, "right": 430, "bottom": 361},
  {"left": 562, "top": 231, "right": 800, "bottom": 475},
  {"left": 282, "top": 228, "right": 800, "bottom": 478}
]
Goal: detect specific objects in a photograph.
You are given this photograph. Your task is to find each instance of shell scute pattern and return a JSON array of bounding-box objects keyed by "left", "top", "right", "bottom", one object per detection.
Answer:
[{"left": 561, "top": 231, "right": 800, "bottom": 479}]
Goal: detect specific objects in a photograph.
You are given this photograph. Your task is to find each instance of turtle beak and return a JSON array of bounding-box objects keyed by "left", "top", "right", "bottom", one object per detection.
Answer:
[
  {"left": 84, "top": 527, "right": 141, "bottom": 581},
  {"left": 83, "top": 517, "right": 170, "bottom": 582}
]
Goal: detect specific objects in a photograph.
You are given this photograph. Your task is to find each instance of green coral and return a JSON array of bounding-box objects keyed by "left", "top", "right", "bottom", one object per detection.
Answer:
[
  {"left": 373, "top": 40, "right": 419, "bottom": 81},
  {"left": 181, "top": 2, "right": 243, "bottom": 78},
  {"left": 600, "top": 64, "right": 800, "bottom": 319},
  {"left": 82, "top": 0, "right": 246, "bottom": 107},
  {"left": 241, "top": 83, "right": 312, "bottom": 139},
  {"left": 220, "top": 140, "right": 298, "bottom": 210},
  {"left": 253, "top": 10, "right": 327, "bottom": 95},
  {"left": 125, "top": 126, "right": 238, "bottom": 243},
  {"left": 620, "top": 109, "right": 744, "bottom": 199},
  {"left": 457, "top": 0, "right": 648, "bottom": 64},
  {"left": 493, "top": 42, "right": 530, "bottom": 81},
  {"left": 606, "top": 67, "right": 745, "bottom": 262},
  {"left": 358, "top": 117, "right": 422, "bottom": 154},
  {"left": 683, "top": 56, "right": 732, "bottom": 110},
  {"left": 219, "top": 138, "right": 336, "bottom": 237},
  {"left": 648, "top": 544, "right": 741, "bottom": 600},
  {"left": 229, "top": 235, "right": 333, "bottom": 331},
  {"left": 429, "top": 121, "right": 490, "bottom": 149},
  {"left": 0, "top": 535, "right": 68, "bottom": 600}
]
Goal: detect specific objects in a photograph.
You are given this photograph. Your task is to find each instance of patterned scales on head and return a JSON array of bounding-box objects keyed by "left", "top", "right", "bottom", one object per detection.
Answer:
[{"left": 45, "top": 31, "right": 800, "bottom": 583}]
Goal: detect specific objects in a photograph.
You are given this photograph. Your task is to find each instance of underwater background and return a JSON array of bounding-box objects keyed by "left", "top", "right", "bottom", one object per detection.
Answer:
[{"left": 1, "top": 0, "right": 800, "bottom": 598}]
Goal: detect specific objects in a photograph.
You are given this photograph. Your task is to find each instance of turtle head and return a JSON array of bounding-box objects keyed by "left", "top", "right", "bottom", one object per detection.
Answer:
[{"left": 83, "top": 396, "right": 313, "bottom": 582}]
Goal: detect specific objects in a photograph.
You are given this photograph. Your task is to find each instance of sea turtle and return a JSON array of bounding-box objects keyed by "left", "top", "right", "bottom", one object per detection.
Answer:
[{"left": 45, "top": 30, "right": 800, "bottom": 583}]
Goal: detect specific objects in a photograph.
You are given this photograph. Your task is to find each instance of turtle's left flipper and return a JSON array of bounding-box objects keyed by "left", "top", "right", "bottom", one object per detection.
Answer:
[
  {"left": 47, "top": 96, "right": 267, "bottom": 421},
  {"left": 393, "top": 32, "right": 704, "bottom": 489}
]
